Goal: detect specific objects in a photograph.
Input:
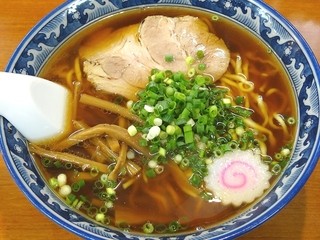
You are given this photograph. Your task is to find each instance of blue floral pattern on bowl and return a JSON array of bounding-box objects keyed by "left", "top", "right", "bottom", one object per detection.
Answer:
[{"left": 1, "top": 0, "right": 319, "bottom": 239}]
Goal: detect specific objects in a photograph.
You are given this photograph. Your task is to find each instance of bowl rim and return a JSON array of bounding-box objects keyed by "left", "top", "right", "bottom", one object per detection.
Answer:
[{"left": 1, "top": 0, "right": 320, "bottom": 239}]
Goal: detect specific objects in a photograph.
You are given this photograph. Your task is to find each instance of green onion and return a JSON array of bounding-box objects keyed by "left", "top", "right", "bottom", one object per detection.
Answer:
[
  {"left": 41, "top": 158, "right": 52, "bottom": 167},
  {"left": 200, "top": 191, "right": 214, "bottom": 201},
  {"left": 212, "top": 15, "right": 219, "bottom": 21},
  {"left": 189, "top": 173, "right": 202, "bottom": 188},
  {"left": 230, "top": 106, "right": 253, "bottom": 118},
  {"left": 57, "top": 173, "right": 67, "bottom": 187},
  {"left": 130, "top": 65, "right": 270, "bottom": 192},
  {"left": 271, "top": 162, "right": 282, "bottom": 175},
  {"left": 164, "top": 54, "right": 174, "bottom": 63},
  {"left": 118, "top": 222, "right": 130, "bottom": 231},
  {"left": 196, "top": 50, "right": 205, "bottom": 59},
  {"left": 49, "top": 177, "right": 59, "bottom": 189},
  {"left": 168, "top": 221, "right": 181, "bottom": 232},
  {"left": 95, "top": 213, "right": 106, "bottom": 223},
  {"left": 281, "top": 148, "right": 290, "bottom": 157},
  {"left": 235, "top": 126, "right": 245, "bottom": 136},
  {"left": 65, "top": 162, "right": 73, "bottom": 169},
  {"left": 166, "top": 86, "right": 174, "bottom": 96},
  {"left": 174, "top": 92, "right": 186, "bottom": 101},
  {"left": 155, "top": 224, "right": 167, "bottom": 233},
  {"left": 54, "top": 160, "right": 63, "bottom": 168},
  {"left": 287, "top": 116, "right": 296, "bottom": 125},
  {"left": 106, "top": 187, "right": 116, "bottom": 196},
  {"left": 90, "top": 167, "right": 99, "bottom": 177},
  {"left": 94, "top": 180, "right": 104, "bottom": 190},
  {"left": 127, "top": 125, "right": 138, "bottom": 136},
  {"left": 139, "top": 138, "right": 148, "bottom": 147},
  {"left": 188, "top": 68, "right": 196, "bottom": 77},
  {"left": 145, "top": 168, "right": 157, "bottom": 178},
  {"left": 66, "top": 193, "right": 77, "bottom": 205},
  {"left": 105, "top": 200, "right": 114, "bottom": 209},
  {"left": 99, "top": 205, "right": 108, "bottom": 214},
  {"left": 71, "top": 198, "right": 79, "bottom": 208},
  {"left": 185, "top": 56, "right": 195, "bottom": 65},
  {"left": 195, "top": 75, "right": 206, "bottom": 86},
  {"left": 148, "top": 160, "right": 158, "bottom": 169},
  {"left": 158, "top": 147, "right": 166, "bottom": 157},
  {"left": 153, "top": 117, "right": 163, "bottom": 126},
  {"left": 208, "top": 105, "right": 218, "bottom": 118},
  {"left": 98, "top": 192, "right": 109, "bottom": 201},
  {"left": 235, "top": 96, "right": 245, "bottom": 105},
  {"left": 72, "top": 179, "right": 85, "bottom": 192},
  {"left": 104, "top": 179, "right": 117, "bottom": 188},
  {"left": 100, "top": 174, "right": 109, "bottom": 184},
  {"left": 159, "top": 131, "right": 168, "bottom": 140},
  {"left": 180, "top": 158, "right": 190, "bottom": 169},
  {"left": 174, "top": 154, "right": 183, "bottom": 163},
  {"left": 198, "top": 63, "right": 206, "bottom": 71},
  {"left": 183, "top": 125, "right": 194, "bottom": 144},
  {"left": 87, "top": 206, "right": 98, "bottom": 218},
  {"left": 142, "top": 222, "right": 154, "bottom": 234},
  {"left": 155, "top": 165, "right": 164, "bottom": 174},
  {"left": 166, "top": 125, "right": 176, "bottom": 135}
]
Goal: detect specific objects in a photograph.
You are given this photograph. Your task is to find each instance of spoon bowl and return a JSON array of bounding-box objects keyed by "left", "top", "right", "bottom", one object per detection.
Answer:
[{"left": 0, "top": 72, "right": 71, "bottom": 143}]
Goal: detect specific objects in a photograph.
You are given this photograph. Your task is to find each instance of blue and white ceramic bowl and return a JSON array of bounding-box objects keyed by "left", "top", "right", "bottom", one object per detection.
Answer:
[{"left": 1, "top": 0, "right": 319, "bottom": 239}]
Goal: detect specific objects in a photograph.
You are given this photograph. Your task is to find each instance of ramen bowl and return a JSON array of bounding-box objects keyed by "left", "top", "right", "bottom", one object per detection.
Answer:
[{"left": 0, "top": 0, "right": 319, "bottom": 239}]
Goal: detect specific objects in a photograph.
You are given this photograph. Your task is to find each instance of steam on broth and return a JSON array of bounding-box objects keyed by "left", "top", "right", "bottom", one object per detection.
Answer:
[{"left": 31, "top": 7, "right": 296, "bottom": 235}]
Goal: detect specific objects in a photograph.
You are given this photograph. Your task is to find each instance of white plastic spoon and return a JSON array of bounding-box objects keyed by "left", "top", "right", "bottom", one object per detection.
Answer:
[{"left": 0, "top": 72, "right": 72, "bottom": 143}]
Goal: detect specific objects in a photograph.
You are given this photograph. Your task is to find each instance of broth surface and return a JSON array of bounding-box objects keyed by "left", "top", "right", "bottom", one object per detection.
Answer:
[{"left": 36, "top": 6, "right": 296, "bottom": 235}]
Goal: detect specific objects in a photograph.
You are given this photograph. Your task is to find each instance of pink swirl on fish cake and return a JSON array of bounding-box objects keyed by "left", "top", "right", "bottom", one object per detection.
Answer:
[{"left": 221, "top": 160, "right": 257, "bottom": 189}]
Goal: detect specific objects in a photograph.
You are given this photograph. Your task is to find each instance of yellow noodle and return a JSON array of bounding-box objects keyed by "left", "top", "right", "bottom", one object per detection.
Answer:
[
  {"left": 256, "top": 139, "right": 267, "bottom": 155},
  {"left": 265, "top": 88, "right": 287, "bottom": 113},
  {"left": 268, "top": 116, "right": 282, "bottom": 130},
  {"left": 169, "top": 163, "right": 199, "bottom": 198},
  {"left": 194, "top": 198, "right": 205, "bottom": 218},
  {"left": 272, "top": 113, "right": 289, "bottom": 137},
  {"left": 29, "top": 144, "right": 109, "bottom": 173},
  {"left": 166, "top": 184, "right": 181, "bottom": 206},
  {"left": 145, "top": 188, "right": 169, "bottom": 213},
  {"left": 242, "top": 58, "right": 249, "bottom": 77},
  {"left": 127, "top": 179, "right": 141, "bottom": 206},
  {"left": 222, "top": 73, "right": 254, "bottom": 92},
  {"left": 165, "top": 184, "right": 191, "bottom": 217},
  {"left": 234, "top": 55, "right": 243, "bottom": 74},
  {"left": 66, "top": 69, "right": 75, "bottom": 90},
  {"left": 244, "top": 118, "right": 276, "bottom": 147},
  {"left": 74, "top": 56, "right": 82, "bottom": 82},
  {"left": 256, "top": 95, "right": 269, "bottom": 126},
  {"left": 238, "top": 81, "right": 254, "bottom": 92},
  {"left": 79, "top": 94, "right": 143, "bottom": 123},
  {"left": 246, "top": 52, "right": 277, "bottom": 68},
  {"left": 220, "top": 77, "right": 241, "bottom": 89}
]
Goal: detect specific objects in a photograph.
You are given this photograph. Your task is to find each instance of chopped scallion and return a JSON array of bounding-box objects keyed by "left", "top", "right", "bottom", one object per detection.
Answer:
[
  {"left": 142, "top": 222, "right": 154, "bottom": 234},
  {"left": 164, "top": 54, "right": 174, "bottom": 63},
  {"left": 196, "top": 50, "right": 205, "bottom": 59}
]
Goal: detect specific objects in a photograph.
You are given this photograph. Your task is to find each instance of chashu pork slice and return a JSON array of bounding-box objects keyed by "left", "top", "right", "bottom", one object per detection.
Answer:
[{"left": 81, "top": 15, "right": 230, "bottom": 100}]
